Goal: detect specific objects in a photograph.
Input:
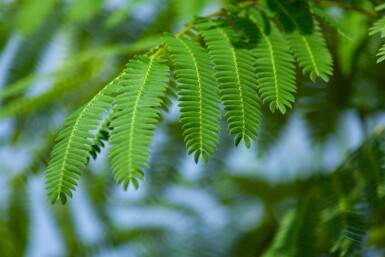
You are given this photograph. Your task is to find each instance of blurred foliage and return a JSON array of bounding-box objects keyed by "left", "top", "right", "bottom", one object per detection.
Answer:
[{"left": 0, "top": 0, "right": 385, "bottom": 257}]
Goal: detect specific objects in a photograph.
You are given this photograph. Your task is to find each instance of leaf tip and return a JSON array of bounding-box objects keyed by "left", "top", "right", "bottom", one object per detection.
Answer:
[
  {"left": 59, "top": 192, "right": 67, "bottom": 205},
  {"left": 234, "top": 134, "right": 243, "bottom": 147},
  {"left": 243, "top": 136, "right": 251, "bottom": 149}
]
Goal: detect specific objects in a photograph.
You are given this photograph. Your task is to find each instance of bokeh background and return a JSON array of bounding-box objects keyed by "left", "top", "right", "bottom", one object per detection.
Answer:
[{"left": 1, "top": 0, "right": 385, "bottom": 256}]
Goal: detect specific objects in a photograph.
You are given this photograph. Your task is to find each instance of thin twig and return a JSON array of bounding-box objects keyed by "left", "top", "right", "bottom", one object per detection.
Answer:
[
  {"left": 152, "top": 8, "right": 229, "bottom": 57},
  {"left": 152, "top": 0, "right": 381, "bottom": 57},
  {"left": 175, "top": 9, "right": 226, "bottom": 38},
  {"left": 314, "top": 0, "right": 380, "bottom": 18}
]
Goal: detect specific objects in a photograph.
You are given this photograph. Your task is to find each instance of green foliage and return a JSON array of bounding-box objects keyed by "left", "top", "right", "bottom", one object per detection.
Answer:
[
  {"left": 195, "top": 18, "right": 261, "bottom": 148},
  {"left": 163, "top": 34, "right": 221, "bottom": 163},
  {"left": 1, "top": 185, "right": 29, "bottom": 257},
  {"left": 267, "top": 0, "right": 333, "bottom": 82},
  {"left": 45, "top": 79, "right": 119, "bottom": 204},
  {"left": 262, "top": 196, "right": 320, "bottom": 257},
  {"left": 323, "top": 168, "right": 366, "bottom": 256},
  {"left": 2, "top": 0, "right": 385, "bottom": 256},
  {"left": 369, "top": 14, "right": 385, "bottom": 62},
  {"left": 230, "top": 130, "right": 385, "bottom": 257},
  {"left": 15, "top": 0, "right": 56, "bottom": 34},
  {"left": 40, "top": 0, "right": 384, "bottom": 206},
  {"left": 310, "top": 4, "right": 352, "bottom": 40},
  {"left": 247, "top": 10, "right": 297, "bottom": 113},
  {"left": 109, "top": 55, "right": 169, "bottom": 190}
]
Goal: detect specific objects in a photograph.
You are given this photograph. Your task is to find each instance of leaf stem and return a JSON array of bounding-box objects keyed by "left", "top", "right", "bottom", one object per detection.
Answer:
[
  {"left": 151, "top": 0, "right": 380, "bottom": 58},
  {"left": 314, "top": 0, "right": 380, "bottom": 18},
  {"left": 152, "top": 1, "right": 258, "bottom": 57}
]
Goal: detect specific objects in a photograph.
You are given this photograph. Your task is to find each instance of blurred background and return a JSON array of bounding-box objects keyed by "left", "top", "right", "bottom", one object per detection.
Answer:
[{"left": 1, "top": 0, "right": 385, "bottom": 256}]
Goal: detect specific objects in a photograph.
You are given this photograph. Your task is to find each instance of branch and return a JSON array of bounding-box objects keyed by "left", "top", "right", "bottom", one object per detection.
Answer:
[
  {"left": 151, "top": 1, "right": 259, "bottom": 57},
  {"left": 151, "top": 0, "right": 380, "bottom": 57},
  {"left": 313, "top": 0, "right": 380, "bottom": 18}
]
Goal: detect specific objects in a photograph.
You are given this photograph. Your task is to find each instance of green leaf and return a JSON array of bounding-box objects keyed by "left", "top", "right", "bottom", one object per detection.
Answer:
[
  {"left": 163, "top": 34, "right": 221, "bottom": 163},
  {"left": 320, "top": 167, "right": 366, "bottom": 256},
  {"left": 369, "top": 16, "right": 385, "bottom": 63},
  {"left": 369, "top": 16, "right": 385, "bottom": 37},
  {"left": 45, "top": 78, "right": 120, "bottom": 204},
  {"left": 109, "top": 55, "right": 169, "bottom": 190},
  {"left": 262, "top": 196, "right": 321, "bottom": 257},
  {"left": 267, "top": 0, "right": 333, "bottom": 82},
  {"left": 195, "top": 18, "right": 262, "bottom": 147},
  {"left": 310, "top": 4, "right": 353, "bottom": 40},
  {"left": 244, "top": 11, "right": 297, "bottom": 114},
  {"left": 376, "top": 43, "right": 385, "bottom": 63}
]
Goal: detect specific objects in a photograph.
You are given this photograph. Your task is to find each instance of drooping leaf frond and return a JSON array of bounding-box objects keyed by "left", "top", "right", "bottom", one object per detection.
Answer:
[
  {"left": 322, "top": 169, "right": 366, "bottom": 256},
  {"left": 245, "top": 10, "right": 297, "bottom": 114},
  {"left": 262, "top": 196, "right": 320, "bottom": 257},
  {"left": 369, "top": 16, "right": 385, "bottom": 63},
  {"left": 299, "top": 81, "right": 341, "bottom": 143},
  {"left": 369, "top": 16, "right": 385, "bottom": 38},
  {"left": 267, "top": 0, "right": 333, "bottom": 82},
  {"left": 109, "top": 55, "right": 169, "bottom": 190},
  {"left": 8, "top": 1, "right": 385, "bottom": 254},
  {"left": 327, "top": 209, "right": 366, "bottom": 256},
  {"left": 41, "top": 0, "right": 345, "bottom": 205},
  {"left": 376, "top": 44, "right": 385, "bottom": 63},
  {"left": 195, "top": 18, "right": 261, "bottom": 148},
  {"left": 310, "top": 4, "right": 352, "bottom": 40},
  {"left": 163, "top": 34, "right": 221, "bottom": 163},
  {"left": 45, "top": 79, "right": 119, "bottom": 204},
  {"left": 351, "top": 136, "right": 385, "bottom": 205}
]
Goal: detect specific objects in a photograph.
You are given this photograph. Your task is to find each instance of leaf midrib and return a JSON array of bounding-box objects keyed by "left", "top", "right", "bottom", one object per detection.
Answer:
[
  {"left": 52, "top": 76, "right": 119, "bottom": 201},
  {"left": 216, "top": 27, "right": 246, "bottom": 137},
  {"left": 56, "top": 96, "right": 95, "bottom": 200},
  {"left": 251, "top": 16, "right": 280, "bottom": 109},
  {"left": 127, "top": 57, "right": 154, "bottom": 177},
  {"left": 178, "top": 38, "right": 204, "bottom": 155}
]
